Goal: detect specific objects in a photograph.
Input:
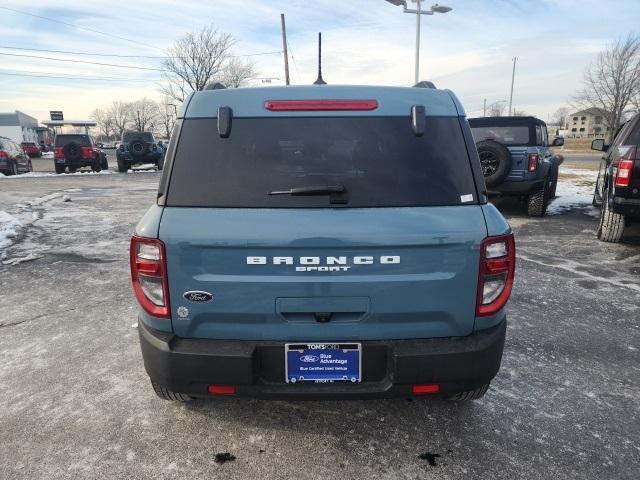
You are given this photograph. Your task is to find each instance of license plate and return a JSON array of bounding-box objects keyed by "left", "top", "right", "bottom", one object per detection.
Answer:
[{"left": 285, "top": 343, "right": 361, "bottom": 383}]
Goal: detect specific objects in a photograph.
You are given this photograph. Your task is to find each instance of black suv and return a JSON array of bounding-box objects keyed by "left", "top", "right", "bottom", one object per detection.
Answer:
[
  {"left": 116, "top": 131, "right": 164, "bottom": 173},
  {"left": 469, "top": 116, "right": 564, "bottom": 216},
  {"left": 54, "top": 134, "right": 108, "bottom": 174},
  {"left": 591, "top": 112, "right": 640, "bottom": 243}
]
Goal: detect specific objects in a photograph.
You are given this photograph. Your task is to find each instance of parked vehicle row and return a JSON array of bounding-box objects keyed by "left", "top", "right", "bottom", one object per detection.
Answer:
[{"left": 0, "top": 136, "right": 33, "bottom": 175}]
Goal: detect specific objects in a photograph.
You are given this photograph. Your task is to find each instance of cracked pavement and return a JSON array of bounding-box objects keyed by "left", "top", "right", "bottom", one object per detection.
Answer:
[{"left": 0, "top": 159, "right": 639, "bottom": 479}]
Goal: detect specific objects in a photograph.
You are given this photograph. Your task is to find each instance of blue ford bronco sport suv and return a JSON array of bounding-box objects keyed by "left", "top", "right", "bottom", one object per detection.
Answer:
[
  {"left": 131, "top": 84, "right": 515, "bottom": 402},
  {"left": 116, "top": 131, "right": 164, "bottom": 172},
  {"left": 469, "top": 116, "right": 564, "bottom": 217}
]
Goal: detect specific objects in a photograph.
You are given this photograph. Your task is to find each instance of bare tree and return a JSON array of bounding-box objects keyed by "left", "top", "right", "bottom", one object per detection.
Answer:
[
  {"left": 487, "top": 101, "right": 506, "bottom": 117},
  {"left": 90, "top": 108, "right": 114, "bottom": 140},
  {"left": 156, "top": 97, "right": 177, "bottom": 139},
  {"left": 512, "top": 109, "right": 528, "bottom": 117},
  {"left": 551, "top": 107, "right": 570, "bottom": 127},
  {"left": 161, "top": 25, "right": 234, "bottom": 102},
  {"left": 130, "top": 98, "right": 160, "bottom": 132},
  {"left": 220, "top": 57, "right": 258, "bottom": 88},
  {"left": 574, "top": 34, "right": 640, "bottom": 141},
  {"left": 108, "top": 101, "right": 133, "bottom": 138}
]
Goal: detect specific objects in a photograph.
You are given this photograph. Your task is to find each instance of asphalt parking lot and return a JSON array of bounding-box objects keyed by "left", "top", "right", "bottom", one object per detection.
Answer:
[{"left": 1, "top": 156, "right": 639, "bottom": 479}]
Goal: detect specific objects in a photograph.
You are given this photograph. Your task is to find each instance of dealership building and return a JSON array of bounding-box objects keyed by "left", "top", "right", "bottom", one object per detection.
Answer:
[{"left": 0, "top": 110, "right": 39, "bottom": 144}]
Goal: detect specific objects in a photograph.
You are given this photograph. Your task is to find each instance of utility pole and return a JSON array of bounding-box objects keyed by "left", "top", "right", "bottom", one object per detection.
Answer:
[
  {"left": 280, "top": 13, "right": 290, "bottom": 86},
  {"left": 508, "top": 56, "right": 517, "bottom": 116},
  {"left": 414, "top": 0, "right": 422, "bottom": 84},
  {"left": 483, "top": 98, "right": 487, "bottom": 117}
]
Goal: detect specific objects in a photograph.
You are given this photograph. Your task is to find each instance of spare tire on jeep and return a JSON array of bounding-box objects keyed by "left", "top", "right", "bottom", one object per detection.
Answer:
[
  {"left": 476, "top": 140, "right": 512, "bottom": 187},
  {"left": 63, "top": 142, "right": 82, "bottom": 162},
  {"left": 129, "top": 138, "right": 147, "bottom": 158}
]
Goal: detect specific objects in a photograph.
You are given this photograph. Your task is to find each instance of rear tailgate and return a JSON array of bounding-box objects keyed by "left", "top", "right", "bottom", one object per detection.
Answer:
[{"left": 160, "top": 206, "right": 487, "bottom": 341}]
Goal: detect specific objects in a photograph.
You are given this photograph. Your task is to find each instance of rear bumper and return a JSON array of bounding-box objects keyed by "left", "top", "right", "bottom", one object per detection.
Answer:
[
  {"left": 488, "top": 179, "right": 544, "bottom": 196},
  {"left": 117, "top": 152, "right": 162, "bottom": 162},
  {"left": 138, "top": 319, "right": 506, "bottom": 399},
  {"left": 612, "top": 196, "right": 640, "bottom": 218}
]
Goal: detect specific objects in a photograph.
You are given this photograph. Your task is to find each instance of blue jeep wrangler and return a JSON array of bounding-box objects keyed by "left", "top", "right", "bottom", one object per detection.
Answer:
[
  {"left": 469, "top": 116, "right": 564, "bottom": 216},
  {"left": 116, "top": 131, "right": 164, "bottom": 172},
  {"left": 131, "top": 84, "right": 515, "bottom": 402}
]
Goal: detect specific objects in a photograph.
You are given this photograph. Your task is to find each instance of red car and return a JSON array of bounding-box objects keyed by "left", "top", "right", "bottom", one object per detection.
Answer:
[{"left": 20, "top": 142, "right": 42, "bottom": 158}]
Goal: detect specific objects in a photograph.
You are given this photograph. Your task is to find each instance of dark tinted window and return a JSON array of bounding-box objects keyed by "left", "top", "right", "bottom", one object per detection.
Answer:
[
  {"left": 471, "top": 126, "right": 531, "bottom": 145},
  {"left": 55, "top": 135, "right": 91, "bottom": 146},
  {"left": 0, "top": 138, "right": 5, "bottom": 150},
  {"left": 123, "top": 132, "right": 154, "bottom": 143},
  {"left": 167, "top": 117, "right": 478, "bottom": 208},
  {"left": 623, "top": 116, "right": 640, "bottom": 145}
]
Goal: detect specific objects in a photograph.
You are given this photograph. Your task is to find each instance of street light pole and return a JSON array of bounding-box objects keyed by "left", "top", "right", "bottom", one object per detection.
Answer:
[
  {"left": 508, "top": 56, "right": 517, "bottom": 116},
  {"left": 385, "top": 1, "right": 452, "bottom": 84}
]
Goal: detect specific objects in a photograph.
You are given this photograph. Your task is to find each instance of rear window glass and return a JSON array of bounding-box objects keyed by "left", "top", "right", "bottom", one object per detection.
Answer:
[
  {"left": 0, "top": 139, "right": 5, "bottom": 149},
  {"left": 166, "top": 116, "right": 478, "bottom": 208},
  {"left": 123, "top": 132, "right": 154, "bottom": 143},
  {"left": 55, "top": 135, "right": 91, "bottom": 146},
  {"left": 471, "top": 126, "right": 531, "bottom": 145}
]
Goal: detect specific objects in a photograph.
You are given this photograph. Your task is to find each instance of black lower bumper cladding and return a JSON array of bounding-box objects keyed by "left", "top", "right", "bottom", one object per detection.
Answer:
[{"left": 138, "top": 319, "right": 506, "bottom": 399}]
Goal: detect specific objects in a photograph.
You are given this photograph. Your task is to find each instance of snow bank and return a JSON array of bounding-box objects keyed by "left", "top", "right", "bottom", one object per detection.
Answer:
[
  {"left": 0, "top": 211, "right": 21, "bottom": 250},
  {"left": 42, "top": 151, "right": 54, "bottom": 159},
  {"left": 548, "top": 167, "right": 598, "bottom": 216}
]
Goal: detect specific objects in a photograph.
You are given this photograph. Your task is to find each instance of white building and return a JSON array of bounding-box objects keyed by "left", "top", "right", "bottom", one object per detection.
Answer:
[{"left": 0, "top": 110, "right": 39, "bottom": 143}]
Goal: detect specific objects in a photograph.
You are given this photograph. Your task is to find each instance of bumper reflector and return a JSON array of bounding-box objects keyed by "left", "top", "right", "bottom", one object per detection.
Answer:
[
  {"left": 208, "top": 385, "right": 236, "bottom": 395},
  {"left": 412, "top": 384, "right": 440, "bottom": 394}
]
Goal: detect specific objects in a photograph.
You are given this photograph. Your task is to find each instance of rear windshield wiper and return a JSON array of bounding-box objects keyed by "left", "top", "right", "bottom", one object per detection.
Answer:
[{"left": 269, "top": 184, "right": 346, "bottom": 196}]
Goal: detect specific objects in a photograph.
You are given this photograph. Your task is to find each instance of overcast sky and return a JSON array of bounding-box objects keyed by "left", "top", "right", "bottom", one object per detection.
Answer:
[{"left": 0, "top": 0, "right": 638, "bottom": 123}]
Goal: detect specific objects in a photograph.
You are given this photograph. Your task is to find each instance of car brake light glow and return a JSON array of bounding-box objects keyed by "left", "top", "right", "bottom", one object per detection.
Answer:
[
  {"left": 54, "top": 146, "right": 64, "bottom": 159},
  {"left": 264, "top": 99, "right": 378, "bottom": 111},
  {"left": 130, "top": 236, "right": 170, "bottom": 318},
  {"left": 476, "top": 233, "right": 516, "bottom": 317},
  {"left": 81, "top": 146, "right": 94, "bottom": 159},
  {"left": 412, "top": 384, "right": 440, "bottom": 394},
  {"left": 208, "top": 385, "right": 236, "bottom": 395},
  {"left": 0, "top": 150, "right": 7, "bottom": 159},
  {"left": 527, "top": 153, "right": 539, "bottom": 172},
  {"left": 615, "top": 159, "right": 634, "bottom": 187}
]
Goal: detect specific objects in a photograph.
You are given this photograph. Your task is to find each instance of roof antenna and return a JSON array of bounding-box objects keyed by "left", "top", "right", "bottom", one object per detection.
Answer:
[{"left": 313, "top": 32, "right": 327, "bottom": 85}]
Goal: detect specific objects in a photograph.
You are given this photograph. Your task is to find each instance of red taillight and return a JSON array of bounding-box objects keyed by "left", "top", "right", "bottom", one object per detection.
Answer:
[
  {"left": 208, "top": 385, "right": 236, "bottom": 395},
  {"left": 264, "top": 99, "right": 378, "bottom": 111},
  {"left": 81, "top": 146, "right": 94, "bottom": 159},
  {"left": 527, "top": 153, "right": 539, "bottom": 172},
  {"left": 476, "top": 233, "right": 516, "bottom": 317},
  {"left": 615, "top": 159, "right": 634, "bottom": 187},
  {"left": 130, "top": 236, "right": 170, "bottom": 318},
  {"left": 54, "top": 146, "right": 64, "bottom": 159},
  {"left": 412, "top": 384, "right": 440, "bottom": 395},
  {"left": 0, "top": 150, "right": 8, "bottom": 159}
]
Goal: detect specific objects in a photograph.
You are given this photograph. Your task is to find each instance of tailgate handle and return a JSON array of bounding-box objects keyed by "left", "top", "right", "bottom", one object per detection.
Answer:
[{"left": 314, "top": 312, "right": 332, "bottom": 323}]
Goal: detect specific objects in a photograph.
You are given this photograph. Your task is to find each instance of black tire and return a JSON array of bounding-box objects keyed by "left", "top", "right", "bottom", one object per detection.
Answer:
[
  {"left": 91, "top": 158, "right": 102, "bottom": 172},
  {"left": 548, "top": 166, "right": 559, "bottom": 199},
  {"left": 597, "top": 189, "right": 625, "bottom": 243},
  {"left": 129, "top": 139, "right": 146, "bottom": 158},
  {"left": 63, "top": 142, "right": 82, "bottom": 162},
  {"left": 476, "top": 140, "right": 513, "bottom": 187},
  {"left": 151, "top": 381, "right": 193, "bottom": 402},
  {"left": 527, "top": 181, "right": 548, "bottom": 217},
  {"left": 26, "top": 160, "right": 33, "bottom": 173},
  {"left": 157, "top": 156, "right": 164, "bottom": 171},
  {"left": 117, "top": 158, "right": 128, "bottom": 173},
  {"left": 447, "top": 384, "right": 490, "bottom": 402},
  {"left": 55, "top": 163, "right": 65, "bottom": 174},
  {"left": 68, "top": 167, "right": 77, "bottom": 173},
  {"left": 101, "top": 156, "right": 109, "bottom": 170}
]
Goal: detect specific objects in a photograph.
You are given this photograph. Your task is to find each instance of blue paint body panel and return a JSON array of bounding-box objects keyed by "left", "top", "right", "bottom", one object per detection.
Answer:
[
  {"left": 184, "top": 85, "right": 463, "bottom": 119},
  {"left": 159, "top": 206, "right": 488, "bottom": 341}
]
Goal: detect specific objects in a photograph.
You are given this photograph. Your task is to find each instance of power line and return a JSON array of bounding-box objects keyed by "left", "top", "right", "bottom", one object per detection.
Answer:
[
  {"left": 0, "top": 44, "right": 283, "bottom": 59},
  {"left": 0, "top": 5, "right": 164, "bottom": 52},
  {"left": 0, "top": 70, "right": 160, "bottom": 82},
  {"left": 0, "top": 51, "right": 164, "bottom": 71}
]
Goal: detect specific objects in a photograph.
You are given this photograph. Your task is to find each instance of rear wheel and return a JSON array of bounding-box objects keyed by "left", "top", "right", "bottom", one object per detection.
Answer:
[
  {"left": 446, "top": 383, "right": 490, "bottom": 402},
  {"left": 54, "top": 163, "right": 65, "bottom": 174},
  {"left": 27, "top": 160, "right": 33, "bottom": 172},
  {"left": 527, "top": 181, "right": 549, "bottom": 217},
  {"left": 91, "top": 158, "right": 102, "bottom": 172},
  {"left": 151, "top": 381, "right": 193, "bottom": 402},
  {"left": 597, "top": 189, "right": 625, "bottom": 243},
  {"left": 117, "top": 158, "right": 128, "bottom": 173},
  {"left": 157, "top": 156, "right": 164, "bottom": 171},
  {"left": 101, "top": 156, "right": 109, "bottom": 170}
]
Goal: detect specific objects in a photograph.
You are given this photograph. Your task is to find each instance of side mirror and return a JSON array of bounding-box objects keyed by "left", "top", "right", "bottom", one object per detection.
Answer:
[
  {"left": 591, "top": 138, "right": 606, "bottom": 151},
  {"left": 551, "top": 137, "right": 564, "bottom": 147}
]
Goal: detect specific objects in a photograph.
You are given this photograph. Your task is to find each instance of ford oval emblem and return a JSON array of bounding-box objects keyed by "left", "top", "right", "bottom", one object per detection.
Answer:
[{"left": 183, "top": 291, "right": 214, "bottom": 303}]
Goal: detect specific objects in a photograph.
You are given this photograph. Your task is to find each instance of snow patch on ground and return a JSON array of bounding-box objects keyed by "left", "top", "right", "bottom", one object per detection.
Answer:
[
  {"left": 0, "top": 170, "right": 113, "bottom": 179},
  {"left": 0, "top": 211, "right": 22, "bottom": 250},
  {"left": 42, "top": 151, "right": 54, "bottom": 158},
  {"left": 548, "top": 168, "right": 599, "bottom": 217}
]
